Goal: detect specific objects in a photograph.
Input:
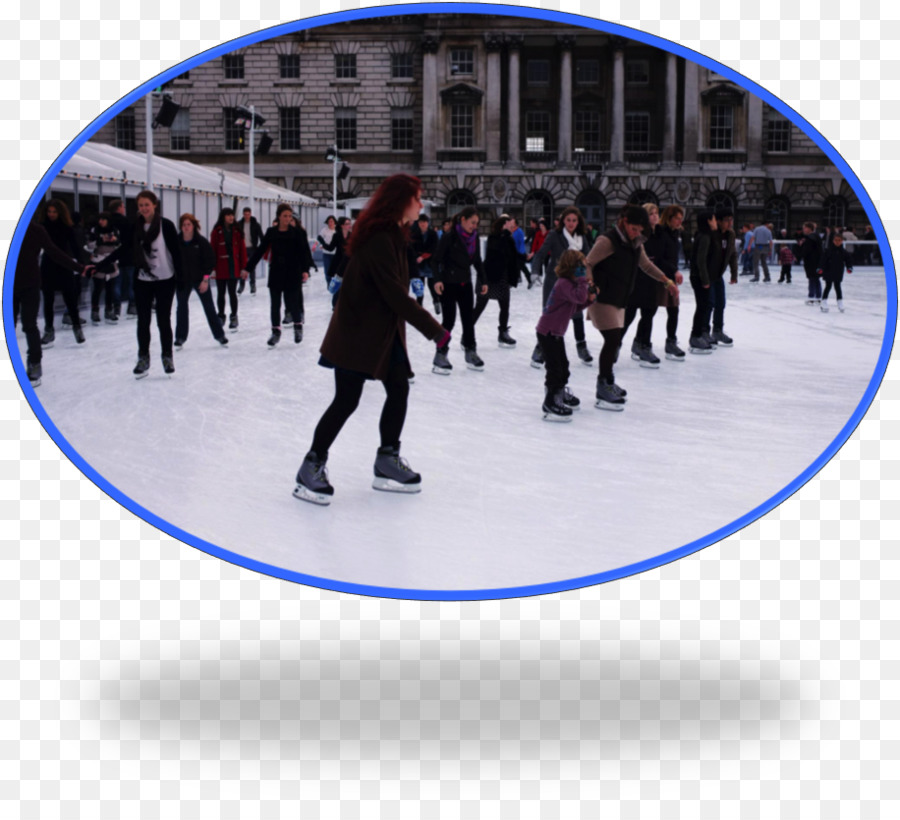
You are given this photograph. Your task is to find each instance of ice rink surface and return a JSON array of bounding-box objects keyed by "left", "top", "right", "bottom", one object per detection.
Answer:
[{"left": 14, "top": 263, "right": 890, "bottom": 593}]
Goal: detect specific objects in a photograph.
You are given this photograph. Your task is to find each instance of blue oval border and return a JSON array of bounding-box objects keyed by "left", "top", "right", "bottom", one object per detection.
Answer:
[{"left": 4, "top": 3, "right": 896, "bottom": 601}]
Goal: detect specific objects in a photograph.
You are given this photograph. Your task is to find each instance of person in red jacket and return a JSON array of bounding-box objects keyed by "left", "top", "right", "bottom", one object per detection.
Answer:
[{"left": 209, "top": 208, "right": 248, "bottom": 331}]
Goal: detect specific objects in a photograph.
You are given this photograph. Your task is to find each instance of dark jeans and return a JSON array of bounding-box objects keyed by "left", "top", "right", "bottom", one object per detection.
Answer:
[
  {"left": 118, "top": 265, "right": 135, "bottom": 307},
  {"left": 822, "top": 279, "right": 843, "bottom": 300},
  {"left": 473, "top": 282, "right": 511, "bottom": 330},
  {"left": 537, "top": 332, "right": 569, "bottom": 393},
  {"left": 175, "top": 282, "right": 225, "bottom": 342},
  {"left": 91, "top": 277, "right": 117, "bottom": 313},
  {"left": 14, "top": 287, "right": 42, "bottom": 364},
  {"left": 690, "top": 278, "right": 712, "bottom": 337},
  {"left": 134, "top": 276, "right": 177, "bottom": 358},
  {"left": 41, "top": 270, "right": 81, "bottom": 329},
  {"left": 322, "top": 254, "right": 334, "bottom": 284},
  {"left": 246, "top": 250, "right": 258, "bottom": 287},
  {"left": 806, "top": 266, "right": 822, "bottom": 299},
  {"left": 311, "top": 354, "right": 410, "bottom": 460},
  {"left": 439, "top": 282, "right": 476, "bottom": 349},
  {"left": 779, "top": 264, "right": 792, "bottom": 282},
  {"left": 666, "top": 304, "right": 679, "bottom": 341},
  {"left": 270, "top": 281, "right": 303, "bottom": 328},
  {"left": 708, "top": 277, "right": 726, "bottom": 332},
  {"left": 623, "top": 303, "right": 658, "bottom": 347},
  {"left": 216, "top": 279, "right": 239, "bottom": 318}
]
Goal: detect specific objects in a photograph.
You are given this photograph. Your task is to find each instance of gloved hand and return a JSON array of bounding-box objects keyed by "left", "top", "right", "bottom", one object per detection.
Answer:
[
  {"left": 410, "top": 277, "right": 425, "bottom": 298},
  {"left": 327, "top": 275, "right": 342, "bottom": 295},
  {"left": 574, "top": 265, "right": 586, "bottom": 278}
]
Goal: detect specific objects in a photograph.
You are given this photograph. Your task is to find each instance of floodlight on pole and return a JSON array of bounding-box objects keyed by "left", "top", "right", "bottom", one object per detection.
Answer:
[{"left": 325, "top": 145, "right": 342, "bottom": 212}]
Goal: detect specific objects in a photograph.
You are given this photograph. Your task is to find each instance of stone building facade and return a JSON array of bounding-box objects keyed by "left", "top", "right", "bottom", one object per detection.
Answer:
[{"left": 90, "top": 13, "right": 866, "bottom": 233}]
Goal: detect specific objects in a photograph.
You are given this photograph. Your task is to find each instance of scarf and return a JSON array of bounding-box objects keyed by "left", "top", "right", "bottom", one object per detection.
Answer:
[
  {"left": 563, "top": 228, "right": 583, "bottom": 252},
  {"left": 135, "top": 216, "right": 162, "bottom": 274},
  {"left": 456, "top": 222, "right": 477, "bottom": 259}
]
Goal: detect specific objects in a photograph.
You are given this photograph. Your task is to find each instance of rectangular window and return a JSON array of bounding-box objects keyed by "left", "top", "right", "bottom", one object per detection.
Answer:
[
  {"left": 624, "top": 111, "right": 650, "bottom": 152},
  {"left": 115, "top": 109, "right": 136, "bottom": 150},
  {"left": 279, "top": 54, "right": 300, "bottom": 79},
  {"left": 223, "top": 107, "right": 245, "bottom": 151},
  {"left": 573, "top": 110, "right": 600, "bottom": 152},
  {"left": 450, "top": 104, "right": 473, "bottom": 148},
  {"left": 449, "top": 48, "right": 474, "bottom": 76},
  {"left": 223, "top": 54, "right": 244, "bottom": 80},
  {"left": 527, "top": 59, "right": 550, "bottom": 86},
  {"left": 280, "top": 107, "right": 301, "bottom": 150},
  {"left": 767, "top": 117, "right": 790, "bottom": 152},
  {"left": 169, "top": 109, "right": 191, "bottom": 152},
  {"left": 576, "top": 59, "right": 599, "bottom": 85},
  {"left": 525, "top": 111, "right": 551, "bottom": 152},
  {"left": 335, "top": 54, "right": 357, "bottom": 79},
  {"left": 391, "top": 53, "right": 414, "bottom": 79},
  {"left": 709, "top": 104, "right": 734, "bottom": 150},
  {"left": 391, "top": 108, "right": 414, "bottom": 151},
  {"left": 335, "top": 107, "right": 357, "bottom": 150},
  {"left": 625, "top": 59, "right": 649, "bottom": 85}
]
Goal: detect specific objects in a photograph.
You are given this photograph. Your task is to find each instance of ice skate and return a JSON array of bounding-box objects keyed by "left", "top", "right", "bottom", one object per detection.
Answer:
[
  {"left": 229, "top": 315, "right": 239, "bottom": 331},
  {"left": 27, "top": 361, "right": 41, "bottom": 388},
  {"left": 432, "top": 343, "right": 452, "bottom": 375},
  {"left": 702, "top": 331, "right": 718, "bottom": 350},
  {"left": 805, "top": 299, "right": 816, "bottom": 305},
  {"left": 561, "top": 386, "right": 581, "bottom": 411},
  {"left": 633, "top": 342, "right": 661, "bottom": 369},
  {"left": 713, "top": 330, "right": 733, "bottom": 347},
  {"left": 104, "top": 310, "right": 118, "bottom": 325},
  {"left": 372, "top": 443, "right": 422, "bottom": 493},
  {"left": 665, "top": 338, "right": 686, "bottom": 361},
  {"left": 91, "top": 310, "right": 101, "bottom": 326},
  {"left": 689, "top": 335, "right": 713, "bottom": 354},
  {"left": 293, "top": 451, "right": 334, "bottom": 505},
  {"left": 820, "top": 299, "right": 830, "bottom": 313},
  {"left": 838, "top": 300, "right": 845, "bottom": 312},
  {"left": 294, "top": 323, "right": 303, "bottom": 344},
  {"left": 174, "top": 338, "right": 185, "bottom": 350},
  {"left": 498, "top": 327, "right": 517, "bottom": 349},
  {"left": 217, "top": 335, "right": 229, "bottom": 346},
  {"left": 267, "top": 328, "right": 282, "bottom": 348},
  {"left": 73, "top": 324, "right": 85, "bottom": 344},
  {"left": 531, "top": 343, "right": 544, "bottom": 369},
  {"left": 133, "top": 356, "right": 150, "bottom": 379},
  {"left": 576, "top": 340, "right": 593, "bottom": 366},
  {"left": 542, "top": 390, "right": 574, "bottom": 422},
  {"left": 162, "top": 355, "right": 175, "bottom": 375},
  {"left": 595, "top": 377, "right": 626, "bottom": 411},
  {"left": 40, "top": 328, "right": 55, "bottom": 349},
  {"left": 62, "top": 312, "right": 72, "bottom": 327},
  {"left": 464, "top": 346, "right": 484, "bottom": 372}
]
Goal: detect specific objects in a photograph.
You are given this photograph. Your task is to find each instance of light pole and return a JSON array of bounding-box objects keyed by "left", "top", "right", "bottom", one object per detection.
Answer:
[
  {"left": 236, "top": 105, "right": 269, "bottom": 217},
  {"left": 145, "top": 90, "right": 181, "bottom": 192},
  {"left": 324, "top": 145, "right": 350, "bottom": 214}
]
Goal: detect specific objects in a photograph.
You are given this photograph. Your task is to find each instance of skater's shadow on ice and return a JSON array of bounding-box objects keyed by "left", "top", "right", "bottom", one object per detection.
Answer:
[{"left": 91, "top": 639, "right": 812, "bottom": 752}]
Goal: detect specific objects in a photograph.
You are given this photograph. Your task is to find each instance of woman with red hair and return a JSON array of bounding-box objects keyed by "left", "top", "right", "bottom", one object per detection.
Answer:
[{"left": 294, "top": 174, "right": 449, "bottom": 506}]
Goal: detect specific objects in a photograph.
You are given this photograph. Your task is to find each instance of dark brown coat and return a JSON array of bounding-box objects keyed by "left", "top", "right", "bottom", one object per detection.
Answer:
[{"left": 319, "top": 224, "right": 445, "bottom": 380}]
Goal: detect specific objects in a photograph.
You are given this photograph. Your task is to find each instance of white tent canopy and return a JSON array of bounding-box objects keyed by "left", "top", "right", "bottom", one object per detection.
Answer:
[{"left": 49, "top": 143, "right": 318, "bottom": 234}]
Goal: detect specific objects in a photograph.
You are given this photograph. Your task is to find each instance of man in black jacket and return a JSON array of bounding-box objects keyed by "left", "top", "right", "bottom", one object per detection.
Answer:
[
  {"left": 107, "top": 199, "right": 135, "bottom": 318},
  {"left": 238, "top": 207, "right": 263, "bottom": 294},
  {"left": 797, "top": 221, "right": 823, "bottom": 304}
]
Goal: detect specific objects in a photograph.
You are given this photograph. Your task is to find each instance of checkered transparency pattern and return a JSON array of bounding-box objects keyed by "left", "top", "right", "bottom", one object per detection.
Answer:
[{"left": 1, "top": 1, "right": 897, "bottom": 817}]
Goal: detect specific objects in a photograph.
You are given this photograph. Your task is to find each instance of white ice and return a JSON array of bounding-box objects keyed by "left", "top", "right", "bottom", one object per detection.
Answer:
[{"left": 13, "top": 264, "right": 891, "bottom": 594}]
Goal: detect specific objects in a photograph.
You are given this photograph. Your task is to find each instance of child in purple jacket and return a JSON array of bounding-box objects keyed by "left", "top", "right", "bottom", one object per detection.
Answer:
[{"left": 535, "top": 250, "right": 593, "bottom": 421}]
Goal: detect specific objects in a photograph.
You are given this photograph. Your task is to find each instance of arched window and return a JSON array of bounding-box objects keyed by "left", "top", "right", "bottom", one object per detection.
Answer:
[
  {"left": 575, "top": 190, "right": 606, "bottom": 231},
  {"left": 764, "top": 197, "right": 790, "bottom": 234},
  {"left": 628, "top": 189, "right": 658, "bottom": 206},
  {"left": 823, "top": 195, "right": 848, "bottom": 229},
  {"left": 523, "top": 189, "right": 554, "bottom": 224},
  {"left": 446, "top": 189, "right": 477, "bottom": 216},
  {"left": 705, "top": 190, "right": 737, "bottom": 220}
]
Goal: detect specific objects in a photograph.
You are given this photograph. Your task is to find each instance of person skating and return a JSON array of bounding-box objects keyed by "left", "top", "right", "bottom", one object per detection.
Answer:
[
  {"left": 210, "top": 208, "right": 248, "bottom": 332},
  {"left": 817, "top": 231, "right": 854, "bottom": 312},
  {"left": 294, "top": 174, "right": 448, "bottom": 505},
  {"left": 432, "top": 205, "right": 486, "bottom": 373},
  {"left": 535, "top": 250, "right": 593, "bottom": 421},
  {"left": 530, "top": 207, "right": 595, "bottom": 368},
  {"left": 175, "top": 213, "right": 228, "bottom": 348},
  {"left": 237, "top": 207, "right": 263, "bottom": 294},
  {"left": 687, "top": 209, "right": 722, "bottom": 354},
  {"left": 655, "top": 205, "right": 687, "bottom": 361},
  {"left": 241, "top": 203, "right": 313, "bottom": 347},
  {"left": 84, "top": 211, "right": 121, "bottom": 326},
  {"left": 39, "top": 199, "right": 86, "bottom": 346},
  {"left": 709, "top": 207, "right": 737, "bottom": 347},
  {"left": 584, "top": 206, "right": 679, "bottom": 409},
  {"left": 797, "top": 221, "right": 823, "bottom": 305},
  {"left": 475, "top": 215, "right": 520, "bottom": 349},
  {"left": 409, "top": 213, "right": 441, "bottom": 313}
]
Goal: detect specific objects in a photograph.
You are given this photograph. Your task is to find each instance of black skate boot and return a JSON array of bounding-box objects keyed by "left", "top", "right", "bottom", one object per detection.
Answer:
[
  {"left": 238, "top": 279, "right": 245, "bottom": 295},
  {"left": 162, "top": 355, "right": 175, "bottom": 375},
  {"left": 126, "top": 302, "right": 137, "bottom": 318},
  {"left": 41, "top": 328, "right": 55, "bottom": 348},
  {"left": 561, "top": 386, "right": 581, "bottom": 411},
  {"left": 104, "top": 309, "right": 118, "bottom": 325},
  {"left": 531, "top": 343, "right": 544, "bottom": 369},
  {"left": 283, "top": 311, "right": 292, "bottom": 325},
  {"left": 665, "top": 338, "right": 686, "bottom": 361},
  {"left": 293, "top": 450, "right": 334, "bottom": 505},
  {"left": 634, "top": 342, "right": 661, "bottom": 369},
  {"left": 174, "top": 338, "right": 185, "bottom": 350},
  {"left": 73, "top": 324, "right": 85, "bottom": 344},
  {"left": 689, "top": 335, "right": 713, "bottom": 354},
  {"left": 229, "top": 314, "right": 239, "bottom": 332},
  {"left": 576, "top": 340, "right": 593, "bottom": 366},
  {"left": 91, "top": 310, "right": 101, "bottom": 326},
  {"left": 294, "top": 323, "right": 303, "bottom": 344},
  {"left": 433, "top": 300, "right": 442, "bottom": 316},
  {"left": 62, "top": 312, "right": 72, "bottom": 327},
  {"left": 498, "top": 327, "right": 517, "bottom": 348},
  {"left": 372, "top": 442, "right": 422, "bottom": 493},
  {"left": 133, "top": 355, "right": 150, "bottom": 379},
  {"left": 218, "top": 313, "right": 226, "bottom": 327},
  {"left": 464, "top": 346, "right": 485, "bottom": 371},
  {"left": 27, "top": 360, "right": 41, "bottom": 388},
  {"left": 712, "top": 329, "right": 733, "bottom": 347},
  {"left": 217, "top": 335, "right": 229, "bottom": 346},
  {"left": 702, "top": 331, "right": 718, "bottom": 350},
  {"left": 432, "top": 343, "right": 452, "bottom": 375},
  {"left": 595, "top": 377, "right": 626, "bottom": 411},
  {"left": 542, "top": 390, "right": 574, "bottom": 423},
  {"left": 267, "top": 328, "right": 282, "bottom": 348}
]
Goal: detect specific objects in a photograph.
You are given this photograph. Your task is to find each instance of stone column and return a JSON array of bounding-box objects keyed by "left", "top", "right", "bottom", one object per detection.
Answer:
[
  {"left": 747, "top": 91, "right": 763, "bottom": 166},
  {"left": 557, "top": 35, "right": 575, "bottom": 167},
  {"left": 663, "top": 51, "right": 677, "bottom": 164},
  {"left": 421, "top": 34, "right": 440, "bottom": 167},
  {"left": 683, "top": 58, "right": 699, "bottom": 164},
  {"left": 609, "top": 44, "right": 625, "bottom": 167},
  {"left": 484, "top": 33, "right": 503, "bottom": 166},
  {"left": 506, "top": 34, "right": 523, "bottom": 167}
]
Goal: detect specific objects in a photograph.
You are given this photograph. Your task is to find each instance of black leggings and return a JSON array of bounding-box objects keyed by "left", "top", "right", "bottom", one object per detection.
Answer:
[
  {"left": 216, "top": 279, "right": 239, "bottom": 318},
  {"left": 269, "top": 282, "right": 303, "bottom": 328},
  {"left": 14, "top": 286, "right": 42, "bottom": 364},
  {"left": 599, "top": 327, "right": 625, "bottom": 380},
  {"left": 666, "top": 305, "right": 679, "bottom": 340},
  {"left": 439, "top": 282, "right": 476, "bottom": 349},
  {"left": 822, "top": 279, "right": 843, "bottom": 300},
  {"left": 311, "top": 361, "right": 410, "bottom": 460},
  {"left": 690, "top": 279, "right": 711, "bottom": 337},
  {"left": 41, "top": 270, "right": 81, "bottom": 329},
  {"left": 134, "top": 276, "right": 177, "bottom": 358},
  {"left": 623, "top": 303, "right": 658, "bottom": 347},
  {"left": 473, "top": 283, "right": 510, "bottom": 329}
]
